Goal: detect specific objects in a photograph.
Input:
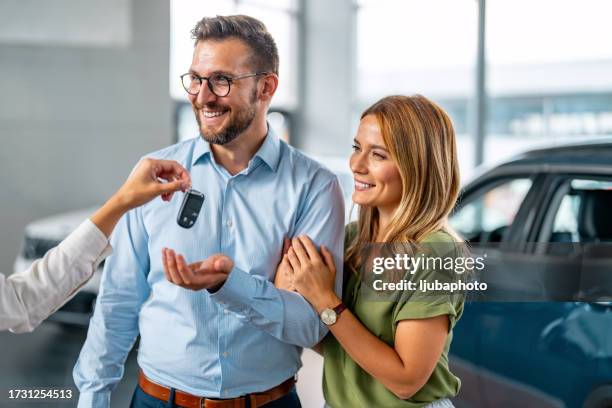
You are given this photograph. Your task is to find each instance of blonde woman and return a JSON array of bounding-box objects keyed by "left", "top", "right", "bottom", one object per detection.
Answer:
[{"left": 277, "top": 95, "right": 463, "bottom": 407}]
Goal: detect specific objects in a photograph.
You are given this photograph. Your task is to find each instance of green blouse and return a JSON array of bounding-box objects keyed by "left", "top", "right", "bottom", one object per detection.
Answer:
[{"left": 322, "top": 224, "right": 464, "bottom": 408}]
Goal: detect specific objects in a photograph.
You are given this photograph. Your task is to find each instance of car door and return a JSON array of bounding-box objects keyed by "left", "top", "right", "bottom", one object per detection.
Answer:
[
  {"left": 524, "top": 174, "right": 612, "bottom": 408},
  {"left": 474, "top": 173, "right": 612, "bottom": 408},
  {"left": 448, "top": 172, "right": 542, "bottom": 408},
  {"left": 461, "top": 172, "right": 576, "bottom": 408}
]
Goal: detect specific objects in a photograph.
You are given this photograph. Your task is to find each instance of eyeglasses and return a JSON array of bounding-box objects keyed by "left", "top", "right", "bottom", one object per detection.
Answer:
[{"left": 180, "top": 72, "right": 267, "bottom": 97}]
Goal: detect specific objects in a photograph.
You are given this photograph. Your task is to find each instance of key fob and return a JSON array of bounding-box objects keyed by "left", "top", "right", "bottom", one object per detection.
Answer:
[{"left": 177, "top": 189, "right": 205, "bottom": 229}]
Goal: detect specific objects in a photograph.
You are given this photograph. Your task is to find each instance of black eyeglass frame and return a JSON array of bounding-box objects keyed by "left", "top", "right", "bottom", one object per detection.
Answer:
[{"left": 180, "top": 72, "right": 268, "bottom": 97}]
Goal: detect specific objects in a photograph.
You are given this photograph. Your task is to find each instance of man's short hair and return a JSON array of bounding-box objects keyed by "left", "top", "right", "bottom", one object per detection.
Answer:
[{"left": 191, "top": 15, "right": 279, "bottom": 76}]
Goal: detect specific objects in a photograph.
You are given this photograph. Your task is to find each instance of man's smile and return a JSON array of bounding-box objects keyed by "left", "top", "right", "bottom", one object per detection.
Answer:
[
  {"left": 199, "top": 108, "right": 229, "bottom": 125},
  {"left": 203, "top": 108, "right": 229, "bottom": 118}
]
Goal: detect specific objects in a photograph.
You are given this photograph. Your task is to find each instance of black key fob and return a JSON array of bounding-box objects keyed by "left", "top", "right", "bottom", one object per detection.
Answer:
[{"left": 177, "top": 189, "right": 205, "bottom": 229}]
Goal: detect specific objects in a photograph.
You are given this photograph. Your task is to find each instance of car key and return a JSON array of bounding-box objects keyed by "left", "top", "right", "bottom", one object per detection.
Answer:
[{"left": 177, "top": 189, "right": 205, "bottom": 229}]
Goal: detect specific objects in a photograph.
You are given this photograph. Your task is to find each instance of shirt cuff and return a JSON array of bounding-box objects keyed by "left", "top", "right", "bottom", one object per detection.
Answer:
[
  {"left": 76, "top": 391, "right": 111, "bottom": 408},
  {"left": 208, "top": 266, "right": 259, "bottom": 313},
  {"left": 59, "top": 219, "right": 113, "bottom": 267}
]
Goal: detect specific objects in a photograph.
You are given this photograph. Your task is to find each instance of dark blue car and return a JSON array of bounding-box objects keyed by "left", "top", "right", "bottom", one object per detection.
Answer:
[{"left": 448, "top": 140, "right": 612, "bottom": 408}]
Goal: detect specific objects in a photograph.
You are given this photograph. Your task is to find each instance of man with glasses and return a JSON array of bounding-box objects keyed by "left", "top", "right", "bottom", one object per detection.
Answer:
[{"left": 73, "top": 14, "right": 344, "bottom": 408}]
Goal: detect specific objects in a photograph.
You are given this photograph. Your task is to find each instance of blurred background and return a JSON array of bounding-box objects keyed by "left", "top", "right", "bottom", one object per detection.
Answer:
[{"left": 1, "top": 0, "right": 611, "bottom": 407}]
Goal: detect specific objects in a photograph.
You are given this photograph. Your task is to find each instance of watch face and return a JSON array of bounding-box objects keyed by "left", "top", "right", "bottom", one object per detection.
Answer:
[{"left": 321, "top": 308, "right": 337, "bottom": 325}]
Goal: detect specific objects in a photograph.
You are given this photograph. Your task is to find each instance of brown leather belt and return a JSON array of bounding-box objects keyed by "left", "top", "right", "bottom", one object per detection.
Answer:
[{"left": 138, "top": 370, "right": 295, "bottom": 408}]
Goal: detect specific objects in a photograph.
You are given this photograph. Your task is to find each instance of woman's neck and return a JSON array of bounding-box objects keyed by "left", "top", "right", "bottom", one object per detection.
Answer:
[{"left": 375, "top": 206, "right": 395, "bottom": 242}]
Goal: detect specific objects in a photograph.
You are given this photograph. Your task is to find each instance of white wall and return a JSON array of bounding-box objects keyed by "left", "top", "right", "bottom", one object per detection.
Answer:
[{"left": 0, "top": 0, "right": 172, "bottom": 273}]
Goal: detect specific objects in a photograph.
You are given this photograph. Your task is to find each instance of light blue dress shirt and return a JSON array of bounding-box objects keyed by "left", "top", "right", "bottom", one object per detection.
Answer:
[{"left": 73, "top": 129, "right": 345, "bottom": 407}]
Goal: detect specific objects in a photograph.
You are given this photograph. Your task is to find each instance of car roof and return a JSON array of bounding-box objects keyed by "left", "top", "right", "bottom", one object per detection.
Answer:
[
  {"left": 497, "top": 138, "right": 612, "bottom": 170},
  {"left": 461, "top": 138, "right": 612, "bottom": 189}
]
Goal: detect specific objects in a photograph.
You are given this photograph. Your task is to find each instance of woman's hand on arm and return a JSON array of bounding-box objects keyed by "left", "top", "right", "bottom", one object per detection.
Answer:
[
  {"left": 91, "top": 158, "right": 191, "bottom": 237},
  {"left": 285, "top": 235, "right": 341, "bottom": 312},
  {"left": 278, "top": 235, "right": 336, "bottom": 355}
]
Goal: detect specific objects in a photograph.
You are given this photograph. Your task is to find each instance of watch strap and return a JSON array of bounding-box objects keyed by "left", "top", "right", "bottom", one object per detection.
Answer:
[{"left": 333, "top": 302, "right": 347, "bottom": 316}]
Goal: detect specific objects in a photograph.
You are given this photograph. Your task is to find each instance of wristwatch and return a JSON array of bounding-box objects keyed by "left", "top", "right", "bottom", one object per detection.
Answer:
[{"left": 320, "top": 302, "right": 347, "bottom": 326}]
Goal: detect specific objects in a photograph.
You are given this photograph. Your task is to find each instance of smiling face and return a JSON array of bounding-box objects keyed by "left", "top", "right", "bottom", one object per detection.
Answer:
[
  {"left": 350, "top": 115, "right": 403, "bottom": 214},
  {"left": 188, "top": 38, "right": 261, "bottom": 145}
]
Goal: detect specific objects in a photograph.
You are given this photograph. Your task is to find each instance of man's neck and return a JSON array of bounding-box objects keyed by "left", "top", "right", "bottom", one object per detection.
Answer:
[{"left": 210, "top": 120, "right": 268, "bottom": 176}]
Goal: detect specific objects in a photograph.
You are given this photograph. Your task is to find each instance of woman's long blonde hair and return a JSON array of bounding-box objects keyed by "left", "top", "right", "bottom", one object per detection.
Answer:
[{"left": 346, "top": 95, "right": 461, "bottom": 268}]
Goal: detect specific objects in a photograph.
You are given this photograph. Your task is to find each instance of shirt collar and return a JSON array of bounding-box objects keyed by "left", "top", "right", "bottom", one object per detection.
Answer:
[
  {"left": 254, "top": 125, "right": 281, "bottom": 172},
  {"left": 192, "top": 136, "right": 212, "bottom": 167},
  {"left": 191, "top": 124, "right": 281, "bottom": 172}
]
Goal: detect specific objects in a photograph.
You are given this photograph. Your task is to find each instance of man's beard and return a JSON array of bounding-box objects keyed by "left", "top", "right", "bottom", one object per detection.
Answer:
[{"left": 196, "top": 88, "right": 258, "bottom": 145}]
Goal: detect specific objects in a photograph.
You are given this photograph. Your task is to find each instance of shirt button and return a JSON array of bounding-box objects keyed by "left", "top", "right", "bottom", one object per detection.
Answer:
[
  {"left": 226, "top": 219, "right": 233, "bottom": 227},
  {"left": 222, "top": 352, "right": 229, "bottom": 358}
]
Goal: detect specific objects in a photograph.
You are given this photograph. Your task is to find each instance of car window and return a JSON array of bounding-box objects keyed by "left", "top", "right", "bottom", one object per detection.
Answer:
[
  {"left": 548, "top": 178, "right": 612, "bottom": 243},
  {"left": 450, "top": 178, "right": 533, "bottom": 243}
]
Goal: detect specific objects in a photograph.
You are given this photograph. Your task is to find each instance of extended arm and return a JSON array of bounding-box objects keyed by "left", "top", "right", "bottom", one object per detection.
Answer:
[
  {"left": 0, "top": 159, "right": 189, "bottom": 334},
  {"left": 0, "top": 220, "right": 109, "bottom": 333}
]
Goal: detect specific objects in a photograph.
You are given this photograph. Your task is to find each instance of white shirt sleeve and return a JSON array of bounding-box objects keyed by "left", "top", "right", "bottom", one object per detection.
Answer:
[{"left": 0, "top": 219, "right": 112, "bottom": 333}]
